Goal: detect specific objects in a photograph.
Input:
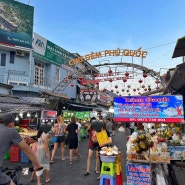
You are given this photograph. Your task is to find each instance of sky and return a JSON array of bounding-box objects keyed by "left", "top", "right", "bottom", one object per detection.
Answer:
[{"left": 18, "top": 0, "right": 185, "bottom": 93}]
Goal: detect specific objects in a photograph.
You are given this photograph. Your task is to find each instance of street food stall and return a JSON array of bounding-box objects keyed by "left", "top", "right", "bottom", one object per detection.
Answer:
[{"left": 114, "top": 95, "right": 184, "bottom": 185}]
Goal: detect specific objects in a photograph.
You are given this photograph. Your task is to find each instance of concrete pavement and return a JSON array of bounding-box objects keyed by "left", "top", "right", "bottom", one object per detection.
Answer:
[{"left": 2, "top": 128, "right": 185, "bottom": 185}]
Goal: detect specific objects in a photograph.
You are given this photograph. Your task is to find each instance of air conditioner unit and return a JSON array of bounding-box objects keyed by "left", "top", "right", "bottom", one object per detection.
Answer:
[{"left": 15, "top": 50, "right": 24, "bottom": 57}]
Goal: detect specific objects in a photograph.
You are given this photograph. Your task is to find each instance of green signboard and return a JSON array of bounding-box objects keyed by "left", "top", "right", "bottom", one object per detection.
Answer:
[
  {"left": 63, "top": 111, "right": 90, "bottom": 119},
  {"left": 33, "top": 33, "right": 74, "bottom": 67},
  {"left": 0, "top": 0, "right": 34, "bottom": 48}
]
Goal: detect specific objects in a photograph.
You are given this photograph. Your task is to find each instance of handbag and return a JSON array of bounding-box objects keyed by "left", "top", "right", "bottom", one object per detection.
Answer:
[{"left": 96, "top": 129, "right": 112, "bottom": 147}]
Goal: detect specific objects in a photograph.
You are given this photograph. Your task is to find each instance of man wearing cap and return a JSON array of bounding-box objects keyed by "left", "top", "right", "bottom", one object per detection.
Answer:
[{"left": 0, "top": 113, "right": 43, "bottom": 185}]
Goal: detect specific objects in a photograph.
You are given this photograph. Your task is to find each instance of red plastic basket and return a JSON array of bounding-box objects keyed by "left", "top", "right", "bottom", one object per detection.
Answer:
[{"left": 10, "top": 146, "right": 20, "bottom": 162}]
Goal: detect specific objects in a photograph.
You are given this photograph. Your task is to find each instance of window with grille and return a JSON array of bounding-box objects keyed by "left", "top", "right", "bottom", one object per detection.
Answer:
[
  {"left": 34, "top": 62, "right": 44, "bottom": 86},
  {"left": 56, "top": 67, "right": 60, "bottom": 82}
]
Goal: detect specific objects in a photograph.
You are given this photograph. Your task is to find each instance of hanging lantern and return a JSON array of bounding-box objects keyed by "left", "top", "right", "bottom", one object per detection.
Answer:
[
  {"left": 94, "top": 74, "right": 98, "bottom": 77},
  {"left": 127, "top": 85, "right": 131, "bottom": 88},
  {"left": 148, "top": 87, "right": 151, "bottom": 91},
  {"left": 111, "top": 89, "right": 114, "bottom": 93},
  {"left": 141, "top": 85, "right": 145, "bottom": 89},
  {"left": 116, "top": 91, "right": 119, "bottom": 94},
  {"left": 137, "top": 88, "right": 140, "bottom": 91},
  {"left": 122, "top": 89, "right": 124, "bottom": 92},
  {"left": 133, "top": 88, "right": 136, "bottom": 92},
  {"left": 125, "top": 71, "right": 129, "bottom": 77},
  {"left": 144, "top": 88, "right": 147, "bottom": 91},
  {"left": 108, "top": 69, "right": 113, "bottom": 75},
  {"left": 138, "top": 79, "right": 143, "bottom": 87},
  {"left": 155, "top": 79, "right": 160, "bottom": 87},
  {"left": 143, "top": 73, "right": 147, "bottom": 78},
  {"left": 122, "top": 78, "right": 127, "bottom": 86},
  {"left": 109, "top": 78, "right": 113, "bottom": 82},
  {"left": 128, "top": 93, "right": 131, "bottom": 96},
  {"left": 126, "top": 89, "right": 129, "bottom": 92},
  {"left": 115, "top": 85, "right": 118, "bottom": 89},
  {"left": 70, "top": 84, "right": 74, "bottom": 87},
  {"left": 78, "top": 76, "right": 83, "bottom": 81},
  {"left": 81, "top": 82, "right": 87, "bottom": 86}
]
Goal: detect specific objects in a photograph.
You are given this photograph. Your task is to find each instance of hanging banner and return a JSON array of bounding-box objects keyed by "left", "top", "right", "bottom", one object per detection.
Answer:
[
  {"left": 126, "top": 163, "right": 151, "bottom": 185},
  {"left": 80, "top": 89, "right": 97, "bottom": 103},
  {"left": 41, "top": 110, "right": 57, "bottom": 119},
  {"left": 114, "top": 95, "right": 184, "bottom": 123}
]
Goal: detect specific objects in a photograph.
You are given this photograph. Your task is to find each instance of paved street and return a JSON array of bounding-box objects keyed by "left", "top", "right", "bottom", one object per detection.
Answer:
[
  {"left": 3, "top": 128, "right": 185, "bottom": 185},
  {"left": 3, "top": 129, "right": 127, "bottom": 185}
]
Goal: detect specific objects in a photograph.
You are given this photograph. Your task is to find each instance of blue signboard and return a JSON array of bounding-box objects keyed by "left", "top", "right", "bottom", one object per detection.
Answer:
[
  {"left": 114, "top": 95, "right": 184, "bottom": 123},
  {"left": 126, "top": 163, "right": 151, "bottom": 185}
]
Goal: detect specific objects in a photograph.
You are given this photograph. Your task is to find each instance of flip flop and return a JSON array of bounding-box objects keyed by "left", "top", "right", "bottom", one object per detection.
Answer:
[
  {"left": 46, "top": 179, "right": 52, "bottom": 183},
  {"left": 84, "top": 172, "right": 89, "bottom": 176}
]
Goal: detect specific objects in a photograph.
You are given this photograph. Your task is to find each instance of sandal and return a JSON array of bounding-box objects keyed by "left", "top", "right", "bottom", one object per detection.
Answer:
[
  {"left": 46, "top": 179, "right": 52, "bottom": 183},
  {"left": 50, "top": 160, "right": 54, "bottom": 164},
  {"left": 84, "top": 172, "right": 89, "bottom": 176},
  {"left": 95, "top": 170, "right": 99, "bottom": 174},
  {"left": 70, "top": 161, "right": 73, "bottom": 165}
]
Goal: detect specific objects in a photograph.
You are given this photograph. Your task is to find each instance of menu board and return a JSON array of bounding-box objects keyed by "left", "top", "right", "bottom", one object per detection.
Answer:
[
  {"left": 114, "top": 95, "right": 184, "bottom": 123},
  {"left": 126, "top": 164, "right": 151, "bottom": 185}
]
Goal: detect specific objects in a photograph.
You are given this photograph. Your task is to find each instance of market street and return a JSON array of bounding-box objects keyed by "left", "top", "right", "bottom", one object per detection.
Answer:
[
  {"left": 3, "top": 129, "right": 127, "bottom": 185},
  {"left": 3, "top": 128, "right": 185, "bottom": 185}
]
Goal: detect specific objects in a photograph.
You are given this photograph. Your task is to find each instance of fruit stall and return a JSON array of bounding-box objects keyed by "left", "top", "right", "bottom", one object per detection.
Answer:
[{"left": 114, "top": 95, "right": 184, "bottom": 185}]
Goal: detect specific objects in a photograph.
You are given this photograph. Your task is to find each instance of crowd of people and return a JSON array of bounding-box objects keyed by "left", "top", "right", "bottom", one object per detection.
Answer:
[{"left": 0, "top": 113, "right": 116, "bottom": 185}]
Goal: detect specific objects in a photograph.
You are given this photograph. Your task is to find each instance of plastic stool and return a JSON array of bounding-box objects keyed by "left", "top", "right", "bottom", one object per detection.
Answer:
[
  {"left": 100, "top": 174, "right": 116, "bottom": 185},
  {"left": 101, "top": 162, "right": 115, "bottom": 177}
]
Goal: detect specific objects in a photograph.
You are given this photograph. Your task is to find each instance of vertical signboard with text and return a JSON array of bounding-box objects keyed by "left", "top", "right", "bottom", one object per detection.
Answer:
[
  {"left": 126, "top": 163, "right": 151, "bottom": 185},
  {"left": 0, "top": 0, "right": 34, "bottom": 48}
]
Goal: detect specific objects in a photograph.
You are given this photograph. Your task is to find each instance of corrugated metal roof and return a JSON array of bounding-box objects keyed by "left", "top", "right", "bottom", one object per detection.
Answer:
[{"left": 0, "top": 95, "right": 45, "bottom": 113}]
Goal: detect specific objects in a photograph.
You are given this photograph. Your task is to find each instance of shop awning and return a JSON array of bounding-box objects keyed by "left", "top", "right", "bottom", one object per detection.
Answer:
[
  {"left": 172, "top": 36, "right": 185, "bottom": 58},
  {"left": 0, "top": 95, "right": 45, "bottom": 113},
  {"left": 67, "top": 102, "right": 106, "bottom": 111},
  {"left": 163, "top": 62, "right": 185, "bottom": 94}
]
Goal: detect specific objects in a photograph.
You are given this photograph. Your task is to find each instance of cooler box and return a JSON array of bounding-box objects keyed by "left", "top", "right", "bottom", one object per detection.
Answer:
[
  {"left": 10, "top": 146, "right": 20, "bottom": 162},
  {"left": 21, "top": 151, "right": 29, "bottom": 163}
]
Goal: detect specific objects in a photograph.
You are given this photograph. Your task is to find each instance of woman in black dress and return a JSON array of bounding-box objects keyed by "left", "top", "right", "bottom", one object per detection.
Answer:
[{"left": 66, "top": 116, "right": 80, "bottom": 164}]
